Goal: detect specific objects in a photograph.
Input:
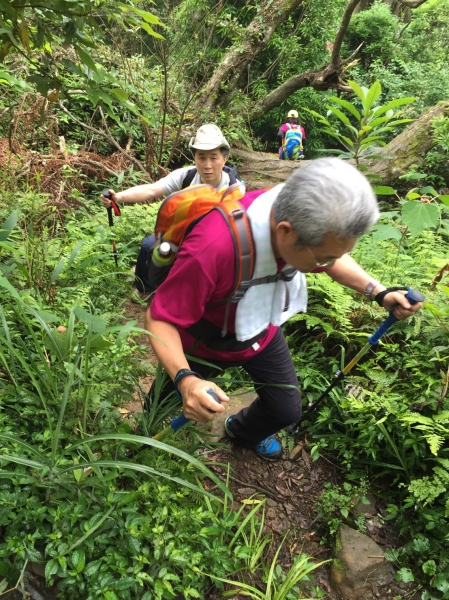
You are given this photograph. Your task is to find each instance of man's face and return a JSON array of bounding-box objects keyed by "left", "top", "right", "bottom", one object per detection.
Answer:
[
  {"left": 274, "top": 223, "right": 358, "bottom": 272},
  {"left": 194, "top": 149, "right": 227, "bottom": 187}
]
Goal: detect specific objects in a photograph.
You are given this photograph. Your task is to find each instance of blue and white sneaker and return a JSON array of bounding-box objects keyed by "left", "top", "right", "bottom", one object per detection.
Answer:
[{"left": 225, "top": 415, "right": 283, "bottom": 461}]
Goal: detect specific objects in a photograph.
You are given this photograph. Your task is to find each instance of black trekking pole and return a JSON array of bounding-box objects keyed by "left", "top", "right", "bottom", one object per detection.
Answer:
[
  {"left": 299, "top": 288, "right": 425, "bottom": 421},
  {"left": 102, "top": 190, "right": 121, "bottom": 272}
]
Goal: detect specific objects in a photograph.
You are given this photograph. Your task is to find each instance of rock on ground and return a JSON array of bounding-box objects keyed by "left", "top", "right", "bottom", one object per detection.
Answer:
[{"left": 331, "top": 524, "right": 394, "bottom": 600}]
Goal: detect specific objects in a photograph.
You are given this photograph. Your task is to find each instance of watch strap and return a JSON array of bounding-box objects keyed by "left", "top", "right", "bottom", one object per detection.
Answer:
[
  {"left": 173, "top": 369, "right": 204, "bottom": 400},
  {"left": 364, "top": 280, "right": 380, "bottom": 299}
]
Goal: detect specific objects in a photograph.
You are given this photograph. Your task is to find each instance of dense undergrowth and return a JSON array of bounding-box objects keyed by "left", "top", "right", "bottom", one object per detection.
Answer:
[
  {"left": 0, "top": 183, "right": 331, "bottom": 599},
  {"left": 1, "top": 148, "right": 449, "bottom": 598}
]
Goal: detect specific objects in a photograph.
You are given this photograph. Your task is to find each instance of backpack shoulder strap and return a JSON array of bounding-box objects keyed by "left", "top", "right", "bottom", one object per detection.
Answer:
[
  {"left": 222, "top": 165, "right": 237, "bottom": 185},
  {"left": 181, "top": 167, "right": 198, "bottom": 189},
  {"left": 212, "top": 198, "right": 255, "bottom": 304}
]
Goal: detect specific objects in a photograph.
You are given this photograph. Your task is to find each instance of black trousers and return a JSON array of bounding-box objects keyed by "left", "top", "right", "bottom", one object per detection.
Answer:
[{"left": 149, "top": 328, "right": 302, "bottom": 445}]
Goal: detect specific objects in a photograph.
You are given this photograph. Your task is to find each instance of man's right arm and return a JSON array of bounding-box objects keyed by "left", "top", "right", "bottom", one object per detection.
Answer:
[
  {"left": 101, "top": 184, "right": 166, "bottom": 208},
  {"left": 101, "top": 168, "right": 191, "bottom": 208},
  {"left": 145, "top": 309, "right": 228, "bottom": 421}
]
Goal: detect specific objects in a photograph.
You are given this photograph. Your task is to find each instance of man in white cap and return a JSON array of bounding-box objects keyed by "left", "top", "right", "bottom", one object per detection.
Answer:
[{"left": 101, "top": 124, "right": 239, "bottom": 300}]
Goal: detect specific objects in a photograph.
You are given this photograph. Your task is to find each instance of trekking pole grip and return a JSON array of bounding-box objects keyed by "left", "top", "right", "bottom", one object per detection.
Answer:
[
  {"left": 368, "top": 288, "right": 425, "bottom": 345},
  {"left": 102, "top": 190, "right": 114, "bottom": 226},
  {"left": 170, "top": 390, "right": 221, "bottom": 432}
]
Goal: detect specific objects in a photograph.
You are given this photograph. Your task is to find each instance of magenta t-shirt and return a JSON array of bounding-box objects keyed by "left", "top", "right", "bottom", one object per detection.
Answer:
[{"left": 150, "top": 190, "right": 281, "bottom": 362}]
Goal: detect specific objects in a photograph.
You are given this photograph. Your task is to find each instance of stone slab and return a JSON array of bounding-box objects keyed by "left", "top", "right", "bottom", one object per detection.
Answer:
[{"left": 197, "top": 389, "right": 257, "bottom": 442}]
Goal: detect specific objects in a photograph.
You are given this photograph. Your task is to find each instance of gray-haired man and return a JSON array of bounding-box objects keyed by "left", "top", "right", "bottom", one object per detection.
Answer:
[{"left": 145, "top": 158, "right": 422, "bottom": 460}]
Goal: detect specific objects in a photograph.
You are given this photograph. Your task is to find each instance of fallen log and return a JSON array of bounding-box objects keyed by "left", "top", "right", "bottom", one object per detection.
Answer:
[{"left": 231, "top": 100, "right": 449, "bottom": 190}]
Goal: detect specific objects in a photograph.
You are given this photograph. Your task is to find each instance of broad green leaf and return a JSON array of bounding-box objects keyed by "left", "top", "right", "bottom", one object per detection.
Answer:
[
  {"left": 395, "top": 568, "right": 414, "bottom": 583},
  {"left": 45, "top": 559, "right": 59, "bottom": 581},
  {"left": 420, "top": 186, "right": 438, "bottom": 196},
  {"left": 372, "top": 224, "right": 402, "bottom": 241},
  {"left": 406, "top": 192, "right": 421, "bottom": 200},
  {"left": 110, "top": 87, "right": 128, "bottom": 102},
  {"left": 62, "top": 59, "right": 82, "bottom": 76},
  {"left": 371, "top": 97, "right": 416, "bottom": 118},
  {"left": 399, "top": 172, "right": 427, "bottom": 180},
  {"left": 140, "top": 22, "right": 164, "bottom": 39},
  {"left": 326, "top": 106, "right": 355, "bottom": 131},
  {"left": 76, "top": 46, "right": 98, "bottom": 74},
  {"left": 438, "top": 195, "right": 449, "bottom": 206},
  {"left": 29, "top": 309, "right": 59, "bottom": 324},
  {"left": 72, "top": 549, "right": 85, "bottom": 573},
  {"left": 422, "top": 560, "right": 437, "bottom": 576},
  {"left": 126, "top": 6, "right": 165, "bottom": 26},
  {"left": 74, "top": 307, "right": 106, "bottom": 333},
  {"left": 372, "top": 186, "right": 396, "bottom": 196},
  {"left": 364, "top": 80, "right": 382, "bottom": 112},
  {"left": 86, "top": 87, "right": 100, "bottom": 107},
  {"left": 98, "top": 89, "right": 115, "bottom": 109},
  {"left": 0, "top": 211, "right": 18, "bottom": 241},
  {"left": 401, "top": 200, "right": 440, "bottom": 236},
  {"left": 348, "top": 80, "right": 366, "bottom": 104},
  {"left": 63, "top": 20, "right": 78, "bottom": 46},
  {"left": 66, "top": 241, "right": 84, "bottom": 270},
  {"left": 0, "top": 275, "right": 21, "bottom": 300},
  {"left": 435, "top": 572, "right": 449, "bottom": 592},
  {"left": 50, "top": 258, "right": 65, "bottom": 284},
  {"left": 366, "top": 115, "right": 391, "bottom": 129},
  {"left": 327, "top": 96, "right": 361, "bottom": 120},
  {"left": 0, "top": 0, "right": 16, "bottom": 18},
  {"left": 26, "top": 74, "right": 52, "bottom": 96}
]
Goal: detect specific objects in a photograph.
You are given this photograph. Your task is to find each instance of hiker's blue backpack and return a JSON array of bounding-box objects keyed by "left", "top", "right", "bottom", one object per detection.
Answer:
[{"left": 282, "top": 124, "right": 303, "bottom": 160}]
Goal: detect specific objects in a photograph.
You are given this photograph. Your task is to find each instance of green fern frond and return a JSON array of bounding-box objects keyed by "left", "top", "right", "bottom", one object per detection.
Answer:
[
  {"left": 367, "top": 369, "right": 398, "bottom": 386},
  {"left": 433, "top": 466, "right": 449, "bottom": 483},
  {"left": 434, "top": 411, "right": 449, "bottom": 423},
  {"left": 400, "top": 413, "right": 434, "bottom": 425},
  {"left": 427, "top": 434, "right": 444, "bottom": 456}
]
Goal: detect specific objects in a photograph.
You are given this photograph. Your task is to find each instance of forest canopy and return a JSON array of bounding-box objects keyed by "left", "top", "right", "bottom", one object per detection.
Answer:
[{"left": 1, "top": 0, "right": 449, "bottom": 167}]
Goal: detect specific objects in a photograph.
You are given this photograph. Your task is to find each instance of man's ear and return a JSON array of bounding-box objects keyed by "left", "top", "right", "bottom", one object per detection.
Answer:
[{"left": 276, "top": 221, "right": 295, "bottom": 239}]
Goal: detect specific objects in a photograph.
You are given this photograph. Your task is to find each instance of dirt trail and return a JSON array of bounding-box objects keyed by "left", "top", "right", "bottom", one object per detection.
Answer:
[{"left": 122, "top": 299, "right": 418, "bottom": 600}]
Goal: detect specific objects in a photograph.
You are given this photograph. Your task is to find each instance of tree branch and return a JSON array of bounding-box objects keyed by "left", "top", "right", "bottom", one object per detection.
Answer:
[
  {"left": 58, "top": 100, "right": 151, "bottom": 177},
  {"left": 194, "top": 0, "right": 304, "bottom": 111},
  {"left": 396, "top": 0, "right": 428, "bottom": 7},
  {"left": 331, "top": 0, "right": 363, "bottom": 65}
]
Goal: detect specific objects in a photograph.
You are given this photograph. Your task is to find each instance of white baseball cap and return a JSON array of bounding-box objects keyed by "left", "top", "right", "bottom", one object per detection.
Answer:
[
  {"left": 189, "top": 124, "right": 230, "bottom": 151},
  {"left": 287, "top": 110, "right": 299, "bottom": 118}
]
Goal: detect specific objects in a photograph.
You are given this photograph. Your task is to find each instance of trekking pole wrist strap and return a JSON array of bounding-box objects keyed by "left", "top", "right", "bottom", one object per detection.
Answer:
[
  {"left": 374, "top": 286, "right": 408, "bottom": 307},
  {"left": 173, "top": 369, "right": 204, "bottom": 400}
]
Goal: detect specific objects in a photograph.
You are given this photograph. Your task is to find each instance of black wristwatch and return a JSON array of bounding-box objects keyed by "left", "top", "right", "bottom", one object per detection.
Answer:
[{"left": 173, "top": 369, "right": 203, "bottom": 400}]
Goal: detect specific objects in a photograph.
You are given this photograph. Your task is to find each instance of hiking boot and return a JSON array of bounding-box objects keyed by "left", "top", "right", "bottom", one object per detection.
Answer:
[
  {"left": 131, "top": 288, "right": 155, "bottom": 303},
  {"left": 225, "top": 415, "right": 283, "bottom": 461}
]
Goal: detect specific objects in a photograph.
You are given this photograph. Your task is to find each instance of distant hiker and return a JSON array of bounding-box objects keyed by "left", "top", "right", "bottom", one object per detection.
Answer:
[
  {"left": 145, "top": 158, "right": 422, "bottom": 461},
  {"left": 278, "top": 110, "right": 306, "bottom": 160},
  {"left": 101, "top": 124, "right": 241, "bottom": 301}
]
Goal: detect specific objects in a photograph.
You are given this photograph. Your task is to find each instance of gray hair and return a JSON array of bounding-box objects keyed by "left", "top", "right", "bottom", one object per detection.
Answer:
[{"left": 273, "top": 158, "right": 379, "bottom": 247}]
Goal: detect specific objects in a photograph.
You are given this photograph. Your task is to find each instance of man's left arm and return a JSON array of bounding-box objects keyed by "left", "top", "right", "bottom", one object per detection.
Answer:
[{"left": 324, "top": 254, "right": 422, "bottom": 320}]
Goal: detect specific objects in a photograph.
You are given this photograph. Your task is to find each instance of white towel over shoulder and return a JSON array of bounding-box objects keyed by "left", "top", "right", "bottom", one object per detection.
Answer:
[{"left": 235, "top": 185, "right": 308, "bottom": 342}]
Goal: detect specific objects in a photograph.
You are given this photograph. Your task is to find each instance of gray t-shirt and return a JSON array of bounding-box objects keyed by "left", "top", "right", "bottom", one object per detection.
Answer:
[{"left": 158, "top": 167, "right": 233, "bottom": 196}]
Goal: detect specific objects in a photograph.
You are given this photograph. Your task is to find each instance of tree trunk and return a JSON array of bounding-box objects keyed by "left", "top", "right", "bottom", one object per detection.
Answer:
[
  {"left": 362, "top": 100, "right": 449, "bottom": 184},
  {"left": 231, "top": 101, "right": 449, "bottom": 190},
  {"left": 194, "top": 0, "right": 304, "bottom": 112},
  {"left": 248, "top": 0, "right": 363, "bottom": 120}
]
